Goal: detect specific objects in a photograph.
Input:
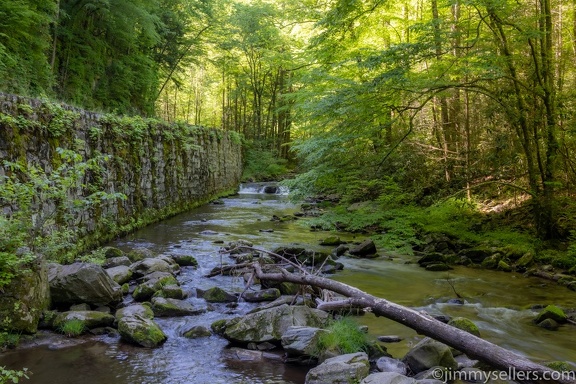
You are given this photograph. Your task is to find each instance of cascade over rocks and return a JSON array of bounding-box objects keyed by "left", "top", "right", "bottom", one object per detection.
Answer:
[{"left": 48, "top": 262, "right": 123, "bottom": 308}]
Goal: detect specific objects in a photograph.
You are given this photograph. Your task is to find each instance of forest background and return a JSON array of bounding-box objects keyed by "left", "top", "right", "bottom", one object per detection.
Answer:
[{"left": 2, "top": 0, "right": 576, "bottom": 271}]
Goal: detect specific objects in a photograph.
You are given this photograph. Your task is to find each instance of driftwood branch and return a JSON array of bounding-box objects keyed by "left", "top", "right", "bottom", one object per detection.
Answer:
[{"left": 253, "top": 264, "right": 571, "bottom": 384}]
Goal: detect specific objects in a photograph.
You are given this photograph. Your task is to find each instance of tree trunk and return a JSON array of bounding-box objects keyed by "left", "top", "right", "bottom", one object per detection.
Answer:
[{"left": 254, "top": 266, "right": 571, "bottom": 384}]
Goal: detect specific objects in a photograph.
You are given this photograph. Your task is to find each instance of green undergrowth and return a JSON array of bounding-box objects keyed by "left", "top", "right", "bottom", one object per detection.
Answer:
[
  {"left": 242, "top": 146, "right": 289, "bottom": 182},
  {"left": 305, "top": 197, "right": 539, "bottom": 258},
  {"left": 314, "top": 317, "right": 370, "bottom": 357}
]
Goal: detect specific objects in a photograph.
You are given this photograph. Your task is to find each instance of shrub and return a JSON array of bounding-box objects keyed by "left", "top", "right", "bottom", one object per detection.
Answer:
[
  {"left": 58, "top": 319, "right": 86, "bottom": 337},
  {"left": 314, "top": 318, "right": 370, "bottom": 357}
]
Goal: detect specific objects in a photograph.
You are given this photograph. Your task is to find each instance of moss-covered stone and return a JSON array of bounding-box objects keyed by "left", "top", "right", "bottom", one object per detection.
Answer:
[
  {"left": 537, "top": 318, "right": 559, "bottom": 330},
  {"left": 320, "top": 236, "right": 341, "bottom": 246},
  {"left": 448, "top": 317, "right": 481, "bottom": 337},
  {"left": 211, "top": 319, "right": 228, "bottom": 335},
  {"left": 103, "top": 247, "right": 124, "bottom": 259},
  {"left": 497, "top": 260, "right": 512, "bottom": 272},
  {"left": 117, "top": 316, "right": 167, "bottom": 348},
  {"left": 535, "top": 305, "right": 567, "bottom": 324},
  {"left": 183, "top": 325, "right": 212, "bottom": 338},
  {"left": 53, "top": 311, "right": 115, "bottom": 331},
  {"left": 425, "top": 263, "right": 453, "bottom": 272},
  {"left": 0, "top": 259, "right": 50, "bottom": 334},
  {"left": 481, "top": 254, "right": 502, "bottom": 269},
  {"left": 515, "top": 252, "right": 534, "bottom": 268},
  {"left": 202, "top": 287, "right": 237, "bottom": 303},
  {"left": 171, "top": 254, "right": 198, "bottom": 268}
]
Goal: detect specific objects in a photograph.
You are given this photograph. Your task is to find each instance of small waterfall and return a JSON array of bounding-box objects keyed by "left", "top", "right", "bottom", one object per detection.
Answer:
[{"left": 238, "top": 182, "right": 289, "bottom": 195}]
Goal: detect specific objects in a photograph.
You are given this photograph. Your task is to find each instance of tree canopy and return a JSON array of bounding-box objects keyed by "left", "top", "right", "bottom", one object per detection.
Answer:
[{"left": 2, "top": 0, "right": 576, "bottom": 240}]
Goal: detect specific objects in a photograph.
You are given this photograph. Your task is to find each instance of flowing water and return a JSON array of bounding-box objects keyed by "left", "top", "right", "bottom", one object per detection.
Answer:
[{"left": 1, "top": 183, "right": 575, "bottom": 383}]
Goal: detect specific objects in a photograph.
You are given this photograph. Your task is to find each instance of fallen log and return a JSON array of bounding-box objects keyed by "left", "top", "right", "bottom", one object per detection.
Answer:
[{"left": 254, "top": 264, "right": 573, "bottom": 384}]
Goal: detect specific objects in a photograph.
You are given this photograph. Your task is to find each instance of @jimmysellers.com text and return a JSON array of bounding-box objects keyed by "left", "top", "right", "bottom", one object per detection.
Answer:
[{"left": 431, "top": 367, "right": 576, "bottom": 383}]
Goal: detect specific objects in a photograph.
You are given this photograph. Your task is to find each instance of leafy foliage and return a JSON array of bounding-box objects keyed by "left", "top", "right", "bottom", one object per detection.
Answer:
[
  {"left": 242, "top": 147, "right": 289, "bottom": 182},
  {"left": 0, "top": 148, "right": 126, "bottom": 287},
  {"left": 0, "top": 366, "right": 29, "bottom": 384}
]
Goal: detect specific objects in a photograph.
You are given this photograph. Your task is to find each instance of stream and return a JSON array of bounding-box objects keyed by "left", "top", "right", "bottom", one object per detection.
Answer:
[{"left": 1, "top": 182, "right": 575, "bottom": 383}]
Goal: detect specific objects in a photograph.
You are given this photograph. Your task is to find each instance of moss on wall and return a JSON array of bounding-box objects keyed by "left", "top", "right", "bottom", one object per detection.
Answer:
[{"left": 0, "top": 93, "right": 243, "bottom": 253}]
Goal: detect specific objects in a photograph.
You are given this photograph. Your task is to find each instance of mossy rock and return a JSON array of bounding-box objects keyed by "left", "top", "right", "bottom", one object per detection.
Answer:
[
  {"left": 481, "top": 254, "right": 502, "bottom": 269},
  {"left": 127, "top": 248, "right": 154, "bottom": 262},
  {"left": 448, "top": 317, "right": 480, "bottom": 337},
  {"left": 202, "top": 287, "right": 237, "bottom": 303},
  {"left": 320, "top": 236, "right": 342, "bottom": 246},
  {"left": 211, "top": 319, "right": 228, "bottom": 335},
  {"left": 535, "top": 305, "right": 567, "bottom": 324},
  {"left": 171, "top": 254, "right": 198, "bottom": 268},
  {"left": 54, "top": 311, "right": 115, "bottom": 331},
  {"left": 132, "top": 274, "right": 178, "bottom": 302},
  {"left": 183, "top": 325, "right": 212, "bottom": 339},
  {"left": 515, "top": 252, "right": 534, "bottom": 268},
  {"left": 117, "top": 316, "right": 167, "bottom": 348},
  {"left": 537, "top": 318, "right": 559, "bottom": 331},
  {"left": 103, "top": 247, "right": 124, "bottom": 259},
  {"left": 497, "top": 260, "right": 512, "bottom": 272},
  {"left": 425, "top": 263, "right": 453, "bottom": 272}
]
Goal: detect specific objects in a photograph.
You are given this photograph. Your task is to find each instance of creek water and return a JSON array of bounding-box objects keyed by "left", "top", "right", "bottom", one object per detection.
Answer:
[{"left": 1, "top": 183, "right": 575, "bottom": 383}]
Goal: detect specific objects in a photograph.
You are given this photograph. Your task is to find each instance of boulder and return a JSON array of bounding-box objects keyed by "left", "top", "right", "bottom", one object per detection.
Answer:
[
  {"left": 448, "top": 317, "right": 480, "bottom": 337},
  {"left": 103, "top": 247, "right": 124, "bottom": 259},
  {"left": 48, "top": 262, "right": 122, "bottom": 308},
  {"left": 200, "top": 287, "right": 237, "bottom": 303},
  {"left": 154, "top": 284, "right": 185, "bottom": 300},
  {"left": 349, "top": 239, "right": 377, "bottom": 257},
  {"left": 117, "top": 315, "right": 167, "bottom": 348},
  {"left": 0, "top": 258, "right": 50, "bottom": 333},
  {"left": 481, "top": 254, "right": 502, "bottom": 269},
  {"left": 126, "top": 247, "right": 154, "bottom": 262},
  {"left": 183, "top": 325, "right": 212, "bottom": 338},
  {"left": 132, "top": 272, "right": 178, "bottom": 302},
  {"left": 170, "top": 254, "right": 198, "bottom": 267},
  {"left": 223, "top": 347, "right": 264, "bottom": 362},
  {"left": 115, "top": 304, "right": 154, "bottom": 321},
  {"left": 417, "top": 253, "right": 445, "bottom": 266},
  {"left": 54, "top": 311, "right": 115, "bottom": 330},
  {"left": 263, "top": 185, "right": 278, "bottom": 194},
  {"left": 281, "top": 326, "right": 327, "bottom": 356},
  {"left": 105, "top": 265, "right": 133, "bottom": 285},
  {"left": 243, "top": 288, "right": 281, "bottom": 303},
  {"left": 361, "top": 372, "right": 416, "bottom": 384},
  {"left": 305, "top": 352, "right": 370, "bottom": 384},
  {"left": 425, "top": 264, "right": 453, "bottom": 272},
  {"left": 130, "top": 258, "right": 176, "bottom": 279},
  {"left": 515, "top": 252, "right": 534, "bottom": 269},
  {"left": 403, "top": 338, "right": 458, "bottom": 374},
  {"left": 320, "top": 236, "right": 342, "bottom": 246},
  {"left": 151, "top": 297, "right": 206, "bottom": 317},
  {"left": 219, "top": 304, "right": 330, "bottom": 343},
  {"left": 376, "top": 357, "right": 408, "bottom": 375},
  {"left": 497, "top": 260, "right": 512, "bottom": 272},
  {"left": 332, "top": 245, "right": 349, "bottom": 257},
  {"left": 535, "top": 305, "right": 567, "bottom": 324},
  {"left": 102, "top": 256, "right": 131, "bottom": 269},
  {"left": 538, "top": 319, "right": 560, "bottom": 331}
]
